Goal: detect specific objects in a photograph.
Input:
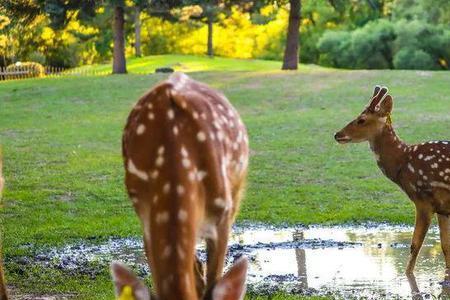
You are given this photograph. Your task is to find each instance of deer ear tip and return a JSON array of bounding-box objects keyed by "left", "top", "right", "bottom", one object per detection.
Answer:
[
  {"left": 111, "top": 261, "right": 127, "bottom": 277},
  {"left": 235, "top": 256, "right": 248, "bottom": 267}
]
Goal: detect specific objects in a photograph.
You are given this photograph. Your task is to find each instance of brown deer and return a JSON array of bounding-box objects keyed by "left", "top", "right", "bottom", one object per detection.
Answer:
[
  {"left": 113, "top": 72, "right": 250, "bottom": 299},
  {"left": 0, "top": 151, "right": 8, "bottom": 300},
  {"left": 335, "top": 86, "right": 450, "bottom": 275}
]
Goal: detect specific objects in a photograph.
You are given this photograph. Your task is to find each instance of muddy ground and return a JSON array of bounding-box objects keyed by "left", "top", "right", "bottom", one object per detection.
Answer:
[{"left": 8, "top": 224, "right": 450, "bottom": 299}]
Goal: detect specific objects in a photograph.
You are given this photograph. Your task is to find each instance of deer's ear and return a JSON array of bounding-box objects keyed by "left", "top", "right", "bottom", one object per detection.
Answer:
[
  {"left": 372, "top": 85, "right": 381, "bottom": 98},
  {"left": 111, "top": 262, "right": 151, "bottom": 300},
  {"left": 368, "top": 86, "right": 389, "bottom": 112},
  {"left": 211, "top": 257, "right": 248, "bottom": 300},
  {"left": 374, "top": 94, "right": 393, "bottom": 117}
]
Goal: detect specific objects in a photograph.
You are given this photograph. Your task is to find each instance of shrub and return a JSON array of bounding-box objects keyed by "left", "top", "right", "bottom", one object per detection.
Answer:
[
  {"left": 318, "top": 19, "right": 449, "bottom": 70},
  {"left": 5, "top": 62, "right": 45, "bottom": 79},
  {"left": 317, "top": 30, "right": 353, "bottom": 68},
  {"left": 393, "top": 48, "right": 435, "bottom": 69}
]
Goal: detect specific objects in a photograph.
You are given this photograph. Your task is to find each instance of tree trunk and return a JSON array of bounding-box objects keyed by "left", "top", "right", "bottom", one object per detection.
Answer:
[
  {"left": 207, "top": 17, "right": 214, "bottom": 57},
  {"left": 113, "top": 5, "right": 127, "bottom": 74},
  {"left": 282, "top": 0, "right": 301, "bottom": 70},
  {"left": 134, "top": 6, "right": 142, "bottom": 57}
]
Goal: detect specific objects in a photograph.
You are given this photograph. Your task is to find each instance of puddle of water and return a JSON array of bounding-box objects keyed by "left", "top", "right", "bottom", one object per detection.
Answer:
[{"left": 14, "top": 224, "right": 449, "bottom": 299}]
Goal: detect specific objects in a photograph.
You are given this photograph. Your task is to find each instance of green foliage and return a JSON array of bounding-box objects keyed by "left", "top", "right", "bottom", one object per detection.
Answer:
[
  {"left": 393, "top": 48, "right": 434, "bottom": 70},
  {"left": 5, "top": 61, "right": 45, "bottom": 78},
  {"left": 317, "top": 19, "right": 449, "bottom": 70}
]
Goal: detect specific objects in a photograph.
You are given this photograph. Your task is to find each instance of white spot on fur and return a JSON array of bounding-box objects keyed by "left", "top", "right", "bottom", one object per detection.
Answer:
[
  {"left": 177, "top": 185, "right": 185, "bottom": 195},
  {"left": 158, "top": 146, "right": 165, "bottom": 155},
  {"left": 151, "top": 170, "right": 159, "bottom": 179},
  {"left": 156, "top": 211, "right": 169, "bottom": 224},
  {"left": 163, "top": 183, "right": 171, "bottom": 194},
  {"left": 156, "top": 156, "right": 164, "bottom": 167},
  {"left": 178, "top": 209, "right": 188, "bottom": 222},
  {"left": 136, "top": 124, "right": 146, "bottom": 135},
  {"left": 197, "top": 131, "right": 206, "bottom": 142},
  {"left": 197, "top": 170, "right": 207, "bottom": 181},
  {"left": 127, "top": 159, "right": 149, "bottom": 181},
  {"left": 167, "top": 109, "right": 175, "bottom": 120},
  {"left": 214, "top": 197, "right": 230, "bottom": 210},
  {"left": 181, "top": 146, "right": 188, "bottom": 157},
  {"left": 430, "top": 181, "right": 450, "bottom": 191},
  {"left": 182, "top": 158, "right": 191, "bottom": 169}
]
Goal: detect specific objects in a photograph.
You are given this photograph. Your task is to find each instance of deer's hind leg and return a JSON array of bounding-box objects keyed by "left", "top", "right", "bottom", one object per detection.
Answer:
[
  {"left": 435, "top": 188, "right": 450, "bottom": 271},
  {"left": 438, "top": 214, "right": 450, "bottom": 270},
  {"left": 205, "top": 213, "right": 232, "bottom": 292}
]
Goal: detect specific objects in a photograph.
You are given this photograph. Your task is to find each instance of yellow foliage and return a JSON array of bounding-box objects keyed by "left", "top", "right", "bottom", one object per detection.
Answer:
[
  {"left": 326, "top": 21, "right": 337, "bottom": 29},
  {"left": 41, "top": 27, "right": 56, "bottom": 43},
  {"left": 260, "top": 4, "right": 276, "bottom": 17},
  {"left": 302, "top": 18, "right": 311, "bottom": 26},
  {"left": 138, "top": 5, "right": 288, "bottom": 60},
  {"left": 0, "top": 35, "right": 7, "bottom": 49},
  {"left": 0, "top": 15, "right": 10, "bottom": 30}
]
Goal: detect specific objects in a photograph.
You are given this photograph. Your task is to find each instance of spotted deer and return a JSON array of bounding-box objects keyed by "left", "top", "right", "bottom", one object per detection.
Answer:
[
  {"left": 335, "top": 86, "right": 450, "bottom": 274},
  {"left": 0, "top": 152, "right": 8, "bottom": 300},
  {"left": 113, "top": 72, "right": 249, "bottom": 299}
]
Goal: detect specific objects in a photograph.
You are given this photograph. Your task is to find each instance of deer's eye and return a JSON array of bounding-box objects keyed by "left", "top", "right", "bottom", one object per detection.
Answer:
[{"left": 357, "top": 118, "right": 366, "bottom": 125}]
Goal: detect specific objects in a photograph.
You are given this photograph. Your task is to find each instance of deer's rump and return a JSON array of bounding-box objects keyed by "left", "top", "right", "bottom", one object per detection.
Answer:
[{"left": 122, "top": 73, "right": 249, "bottom": 299}]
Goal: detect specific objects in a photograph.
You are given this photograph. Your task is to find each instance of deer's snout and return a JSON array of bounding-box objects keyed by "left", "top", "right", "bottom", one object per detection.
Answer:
[{"left": 334, "top": 131, "right": 352, "bottom": 144}]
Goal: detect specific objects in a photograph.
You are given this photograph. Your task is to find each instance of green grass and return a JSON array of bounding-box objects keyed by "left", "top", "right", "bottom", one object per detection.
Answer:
[
  {"left": 1, "top": 54, "right": 449, "bottom": 298},
  {"left": 73, "top": 54, "right": 317, "bottom": 73}
]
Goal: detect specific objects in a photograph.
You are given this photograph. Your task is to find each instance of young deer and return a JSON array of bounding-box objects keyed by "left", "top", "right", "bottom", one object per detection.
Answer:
[
  {"left": 335, "top": 86, "right": 450, "bottom": 274},
  {"left": 0, "top": 152, "right": 8, "bottom": 300},
  {"left": 114, "top": 72, "right": 249, "bottom": 299}
]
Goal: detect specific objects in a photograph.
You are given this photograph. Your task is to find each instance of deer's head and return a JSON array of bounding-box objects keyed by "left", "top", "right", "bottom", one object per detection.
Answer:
[
  {"left": 111, "top": 257, "right": 248, "bottom": 300},
  {"left": 334, "top": 86, "right": 393, "bottom": 144}
]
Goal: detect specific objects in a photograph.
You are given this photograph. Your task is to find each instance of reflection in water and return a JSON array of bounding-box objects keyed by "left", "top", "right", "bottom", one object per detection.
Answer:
[
  {"left": 230, "top": 225, "right": 447, "bottom": 299},
  {"left": 293, "top": 230, "right": 308, "bottom": 289}
]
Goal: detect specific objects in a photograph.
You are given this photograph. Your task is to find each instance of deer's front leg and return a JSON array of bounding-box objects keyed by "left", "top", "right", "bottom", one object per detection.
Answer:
[
  {"left": 406, "top": 206, "right": 433, "bottom": 274},
  {"left": 194, "top": 254, "right": 206, "bottom": 297},
  {"left": 205, "top": 216, "right": 231, "bottom": 292},
  {"left": 438, "top": 214, "right": 450, "bottom": 270}
]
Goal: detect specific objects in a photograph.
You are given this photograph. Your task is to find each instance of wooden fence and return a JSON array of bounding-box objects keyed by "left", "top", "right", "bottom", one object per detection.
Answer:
[{"left": 0, "top": 65, "right": 110, "bottom": 81}]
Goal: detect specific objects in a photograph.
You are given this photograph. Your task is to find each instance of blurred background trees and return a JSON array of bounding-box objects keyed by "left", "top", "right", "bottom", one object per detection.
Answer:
[{"left": 0, "top": 0, "right": 448, "bottom": 71}]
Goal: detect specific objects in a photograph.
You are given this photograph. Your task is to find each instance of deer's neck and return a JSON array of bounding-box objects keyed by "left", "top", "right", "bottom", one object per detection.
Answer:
[{"left": 369, "top": 125, "right": 408, "bottom": 183}]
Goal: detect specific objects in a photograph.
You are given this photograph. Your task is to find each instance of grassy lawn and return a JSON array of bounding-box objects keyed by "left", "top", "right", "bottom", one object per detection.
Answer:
[{"left": 1, "top": 54, "right": 449, "bottom": 298}]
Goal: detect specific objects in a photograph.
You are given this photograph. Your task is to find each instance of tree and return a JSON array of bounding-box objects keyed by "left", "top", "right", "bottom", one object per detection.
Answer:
[
  {"left": 132, "top": 0, "right": 151, "bottom": 57},
  {"left": 112, "top": 1, "right": 127, "bottom": 73},
  {"left": 282, "top": 0, "right": 301, "bottom": 69},
  {"left": 254, "top": 0, "right": 302, "bottom": 69},
  {"left": 179, "top": 1, "right": 251, "bottom": 57},
  {"left": 179, "top": 0, "right": 222, "bottom": 57}
]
